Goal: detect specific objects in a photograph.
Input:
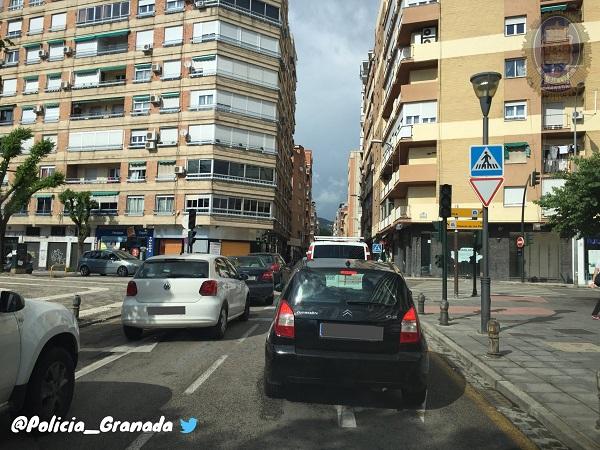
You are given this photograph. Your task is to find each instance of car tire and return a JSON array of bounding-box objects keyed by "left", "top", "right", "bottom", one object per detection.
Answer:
[
  {"left": 211, "top": 305, "right": 228, "bottom": 340},
  {"left": 401, "top": 387, "right": 427, "bottom": 406},
  {"left": 23, "top": 346, "right": 75, "bottom": 421},
  {"left": 123, "top": 325, "right": 143, "bottom": 341},
  {"left": 240, "top": 296, "right": 250, "bottom": 322},
  {"left": 117, "top": 266, "right": 128, "bottom": 277},
  {"left": 79, "top": 265, "right": 90, "bottom": 277},
  {"left": 264, "top": 375, "right": 284, "bottom": 398}
]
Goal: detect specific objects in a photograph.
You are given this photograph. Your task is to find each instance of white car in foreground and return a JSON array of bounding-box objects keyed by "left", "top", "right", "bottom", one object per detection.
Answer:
[
  {"left": 121, "top": 254, "right": 250, "bottom": 340},
  {"left": 1, "top": 290, "right": 79, "bottom": 419}
]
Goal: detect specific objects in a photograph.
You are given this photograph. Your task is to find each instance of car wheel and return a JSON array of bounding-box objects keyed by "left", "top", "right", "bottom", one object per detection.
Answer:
[
  {"left": 211, "top": 305, "right": 228, "bottom": 340},
  {"left": 264, "top": 375, "right": 284, "bottom": 398},
  {"left": 79, "top": 265, "right": 90, "bottom": 277},
  {"left": 24, "top": 347, "right": 75, "bottom": 420},
  {"left": 123, "top": 325, "right": 143, "bottom": 341},
  {"left": 240, "top": 296, "right": 250, "bottom": 322},
  {"left": 117, "top": 266, "right": 128, "bottom": 277},
  {"left": 401, "top": 387, "right": 427, "bottom": 406}
]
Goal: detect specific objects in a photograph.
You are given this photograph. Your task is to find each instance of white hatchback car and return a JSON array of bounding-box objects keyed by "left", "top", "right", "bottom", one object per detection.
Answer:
[
  {"left": 307, "top": 237, "right": 371, "bottom": 260},
  {"left": 121, "top": 254, "right": 250, "bottom": 340}
]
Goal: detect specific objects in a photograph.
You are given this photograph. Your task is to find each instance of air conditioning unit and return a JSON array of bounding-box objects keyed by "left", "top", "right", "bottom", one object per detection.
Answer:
[
  {"left": 194, "top": 0, "right": 206, "bottom": 8},
  {"left": 145, "top": 141, "right": 157, "bottom": 151},
  {"left": 151, "top": 63, "right": 162, "bottom": 74},
  {"left": 573, "top": 111, "right": 584, "bottom": 121},
  {"left": 150, "top": 94, "right": 161, "bottom": 104},
  {"left": 34, "top": 104, "right": 44, "bottom": 114},
  {"left": 174, "top": 166, "right": 186, "bottom": 175},
  {"left": 421, "top": 26, "right": 437, "bottom": 43},
  {"left": 146, "top": 130, "right": 158, "bottom": 141},
  {"left": 63, "top": 46, "right": 73, "bottom": 56},
  {"left": 60, "top": 80, "right": 71, "bottom": 90},
  {"left": 142, "top": 43, "right": 153, "bottom": 54},
  {"left": 38, "top": 49, "right": 48, "bottom": 59}
]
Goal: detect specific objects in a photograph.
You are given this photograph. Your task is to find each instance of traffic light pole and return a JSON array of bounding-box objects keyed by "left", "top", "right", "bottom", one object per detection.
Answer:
[
  {"left": 471, "top": 236, "right": 478, "bottom": 297},
  {"left": 520, "top": 174, "right": 531, "bottom": 283},
  {"left": 480, "top": 115, "right": 491, "bottom": 334},
  {"left": 439, "top": 217, "right": 449, "bottom": 325}
]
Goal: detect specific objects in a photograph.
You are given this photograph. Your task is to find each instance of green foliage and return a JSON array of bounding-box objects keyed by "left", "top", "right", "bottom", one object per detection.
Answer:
[
  {"left": 318, "top": 226, "right": 333, "bottom": 236},
  {"left": 535, "top": 152, "right": 600, "bottom": 238},
  {"left": 58, "top": 190, "right": 98, "bottom": 241},
  {"left": 0, "top": 37, "right": 14, "bottom": 53}
]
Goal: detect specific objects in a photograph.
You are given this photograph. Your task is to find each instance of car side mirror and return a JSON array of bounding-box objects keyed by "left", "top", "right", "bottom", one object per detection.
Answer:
[
  {"left": 238, "top": 273, "right": 248, "bottom": 281},
  {"left": 0, "top": 290, "right": 25, "bottom": 313}
]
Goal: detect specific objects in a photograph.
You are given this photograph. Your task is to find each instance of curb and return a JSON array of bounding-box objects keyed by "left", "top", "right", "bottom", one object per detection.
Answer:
[
  {"left": 421, "top": 320, "right": 599, "bottom": 450},
  {"left": 404, "top": 277, "right": 582, "bottom": 289}
]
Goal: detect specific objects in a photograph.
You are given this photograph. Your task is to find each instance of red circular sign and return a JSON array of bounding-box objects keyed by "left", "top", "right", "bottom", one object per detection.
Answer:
[{"left": 516, "top": 237, "right": 525, "bottom": 249}]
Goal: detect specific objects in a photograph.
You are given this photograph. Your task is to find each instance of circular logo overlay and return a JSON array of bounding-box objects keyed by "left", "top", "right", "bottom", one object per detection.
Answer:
[{"left": 524, "top": 12, "right": 590, "bottom": 96}]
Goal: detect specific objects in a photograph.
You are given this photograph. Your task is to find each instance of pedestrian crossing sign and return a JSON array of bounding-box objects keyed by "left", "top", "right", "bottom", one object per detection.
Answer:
[{"left": 470, "top": 145, "right": 504, "bottom": 177}]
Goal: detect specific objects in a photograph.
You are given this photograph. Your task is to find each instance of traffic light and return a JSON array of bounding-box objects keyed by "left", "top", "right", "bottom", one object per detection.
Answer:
[
  {"left": 530, "top": 170, "right": 541, "bottom": 187},
  {"left": 473, "top": 230, "right": 482, "bottom": 250},
  {"left": 188, "top": 209, "right": 197, "bottom": 229},
  {"left": 435, "top": 254, "right": 442, "bottom": 268},
  {"left": 439, "top": 184, "right": 452, "bottom": 218}
]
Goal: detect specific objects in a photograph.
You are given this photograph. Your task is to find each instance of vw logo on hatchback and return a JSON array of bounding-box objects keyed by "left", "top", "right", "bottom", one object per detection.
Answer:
[{"left": 163, "top": 282, "right": 171, "bottom": 291}]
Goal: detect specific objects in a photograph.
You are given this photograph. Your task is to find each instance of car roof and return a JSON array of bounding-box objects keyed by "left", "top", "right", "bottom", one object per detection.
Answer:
[
  {"left": 303, "top": 258, "right": 400, "bottom": 273},
  {"left": 311, "top": 241, "right": 368, "bottom": 247}
]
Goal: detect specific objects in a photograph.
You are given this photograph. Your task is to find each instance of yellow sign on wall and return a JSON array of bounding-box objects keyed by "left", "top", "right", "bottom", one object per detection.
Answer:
[
  {"left": 451, "top": 208, "right": 483, "bottom": 218},
  {"left": 447, "top": 220, "right": 483, "bottom": 230}
]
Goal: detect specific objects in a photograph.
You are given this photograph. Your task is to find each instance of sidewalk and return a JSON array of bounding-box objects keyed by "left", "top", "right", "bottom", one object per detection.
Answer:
[{"left": 415, "top": 283, "right": 600, "bottom": 450}]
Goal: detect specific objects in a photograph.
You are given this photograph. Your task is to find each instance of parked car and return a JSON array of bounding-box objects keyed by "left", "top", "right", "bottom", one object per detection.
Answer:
[
  {"left": 306, "top": 237, "right": 371, "bottom": 261},
  {"left": 78, "top": 250, "right": 142, "bottom": 277},
  {"left": 1, "top": 290, "right": 79, "bottom": 419},
  {"left": 264, "top": 258, "right": 428, "bottom": 405},
  {"left": 121, "top": 255, "right": 250, "bottom": 340},
  {"left": 230, "top": 255, "right": 275, "bottom": 305},
  {"left": 4, "top": 252, "right": 34, "bottom": 274},
  {"left": 248, "top": 253, "right": 291, "bottom": 290}
]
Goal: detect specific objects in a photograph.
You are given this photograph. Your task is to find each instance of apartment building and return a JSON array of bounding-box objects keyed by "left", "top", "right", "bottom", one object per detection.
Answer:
[
  {"left": 289, "top": 144, "right": 313, "bottom": 260},
  {"left": 332, "top": 202, "right": 347, "bottom": 237},
  {"left": 0, "top": 0, "right": 296, "bottom": 269},
  {"left": 360, "top": 0, "right": 599, "bottom": 282},
  {"left": 346, "top": 149, "right": 361, "bottom": 237}
]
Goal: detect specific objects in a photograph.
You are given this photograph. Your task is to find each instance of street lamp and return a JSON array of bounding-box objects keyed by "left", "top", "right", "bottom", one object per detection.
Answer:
[{"left": 470, "top": 71, "right": 502, "bottom": 334}]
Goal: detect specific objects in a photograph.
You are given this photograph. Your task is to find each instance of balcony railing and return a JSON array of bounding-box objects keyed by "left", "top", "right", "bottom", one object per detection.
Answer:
[
  {"left": 185, "top": 172, "right": 276, "bottom": 187},
  {"left": 91, "top": 208, "right": 118, "bottom": 216},
  {"left": 0, "top": 119, "right": 14, "bottom": 126},
  {"left": 65, "top": 177, "right": 120, "bottom": 184},
  {"left": 68, "top": 144, "right": 123, "bottom": 152},
  {"left": 77, "top": 14, "right": 129, "bottom": 27},
  {"left": 72, "top": 79, "right": 126, "bottom": 90},
  {"left": 186, "top": 138, "right": 276, "bottom": 155},
  {"left": 189, "top": 68, "right": 278, "bottom": 90},
  {"left": 153, "top": 209, "right": 174, "bottom": 216},
  {"left": 75, "top": 44, "right": 128, "bottom": 58},
  {"left": 190, "top": 34, "right": 280, "bottom": 58},
  {"left": 70, "top": 111, "right": 124, "bottom": 120},
  {"left": 543, "top": 158, "right": 570, "bottom": 174},
  {"left": 212, "top": 208, "right": 272, "bottom": 219},
  {"left": 203, "top": 0, "right": 281, "bottom": 26}
]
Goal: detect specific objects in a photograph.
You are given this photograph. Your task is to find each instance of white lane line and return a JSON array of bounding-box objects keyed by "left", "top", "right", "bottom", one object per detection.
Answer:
[
  {"left": 75, "top": 353, "right": 128, "bottom": 380},
  {"left": 80, "top": 342, "right": 157, "bottom": 353},
  {"left": 335, "top": 405, "right": 357, "bottom": 428},
  {"left": 32, "top": 287, "right": 109, "bottom": 301},
  {"left": 78, "top": 301, "right": 122, "bottom": 318},
  {"left": 237, "top": 324, "right": 259, "bottom": 344},
  {"left": 254, "top": 306, "right": 276, "bottom": 311},
  {"left": 126, "top": 431, "right": 155, "bottom": 450},
  {"left": 184, "top": 355, "right": 228, "bottom": 395},
  {"left": 0, "top": 276, "right": 127, "bottom": 286}
]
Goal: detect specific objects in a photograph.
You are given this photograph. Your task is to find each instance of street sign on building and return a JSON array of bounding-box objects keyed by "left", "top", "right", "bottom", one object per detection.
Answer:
[
  {"left": 447, "top": 220, "right": 483, "bottom": 230},
  {"left": 470, "top": 145, "right": 504, "bottom": 177},
  {"left": 516, "top": 236, "right": 525, "bottom": 248},
  {"left": 469, "top": 177, "right": 504, "bottom": 207},
  {"left": 372, "top": 243, "right": 383, "bottom": 253},
  {"left": 451, "top": 208, "right": 483, "bottom": 218}
]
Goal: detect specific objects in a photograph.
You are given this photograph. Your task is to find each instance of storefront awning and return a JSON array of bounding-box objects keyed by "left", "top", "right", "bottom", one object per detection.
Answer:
[
  {"left": 504, "top": 142, "right": 529, "bottom": 148},
  {"left": 74, "top": 29, "right": 129, "bottom": 42},
  {"left": 541, "top": 4, "right": 568, "bottom": 13}
]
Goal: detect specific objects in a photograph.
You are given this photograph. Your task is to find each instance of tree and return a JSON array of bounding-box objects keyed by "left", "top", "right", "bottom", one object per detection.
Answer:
[
  {"left": 58, "top": 190, "right": 97, "bottom": 263},
  {"left": 0, "top": 128, "right": 65, "bottom": 263},
  {"left": 535, "top": 152, "right": 600, "bottom": 238},
  {"left": 0, "top": 37, "right": 14, "bottom": 53}
]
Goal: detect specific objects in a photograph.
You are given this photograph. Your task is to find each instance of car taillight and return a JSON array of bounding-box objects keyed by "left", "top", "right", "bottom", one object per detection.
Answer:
[
  {"left": 400, "top": 306, "right": 420, "bottom": 344},
  {"left": 199, "top": 280, "right": 218, "bottom": 296},
  {"left": 270, "top": 263, "right": 280, "bottom": 272},
  {"left": 260, "top": 270, "right": 274, "bottom": 281},
  {"left": 274, "top": 300, "right": 295, "bottom": 338},
  {"left": 307, "top": 246, "right": 314, "bottom": 260},
  {"left": 126, "top": 280, "right": 137, "bottom": 297}
]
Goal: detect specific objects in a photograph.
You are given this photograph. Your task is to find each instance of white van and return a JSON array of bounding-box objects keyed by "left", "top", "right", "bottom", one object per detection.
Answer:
[{"left": 306, "top": 237, "right": 371, "bottom": 261}]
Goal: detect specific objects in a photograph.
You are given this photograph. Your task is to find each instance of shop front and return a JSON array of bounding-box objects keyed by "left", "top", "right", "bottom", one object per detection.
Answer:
[{"left": 95, "top": 226, "right": 154, "bottom": 260}]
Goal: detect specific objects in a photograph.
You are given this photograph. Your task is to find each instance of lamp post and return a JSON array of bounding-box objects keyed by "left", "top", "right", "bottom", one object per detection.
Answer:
[{"left": 470, "top": 71, "right": 502, "bottom": 334}]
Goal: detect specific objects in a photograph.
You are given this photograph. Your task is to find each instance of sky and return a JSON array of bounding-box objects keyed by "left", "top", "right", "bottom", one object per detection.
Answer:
[{"left": 288, "top": 0, "right": 380, "bottom": 221}]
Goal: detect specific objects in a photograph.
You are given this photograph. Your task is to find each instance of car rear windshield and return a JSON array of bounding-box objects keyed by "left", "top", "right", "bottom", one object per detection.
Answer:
[
  {"left": 113, "top": 250, "right": 138, "bottom": 260},
  {"left": 135, "top": 260, "right": 209, "bottom": 279},
  {"left": 312, "top": 244, "right": 366, "bottom": 259},
  {"left": 286, "top": 268, "right": 409, "bottom": 308},
  {"left": 231, "top": 256, "right": 267, "bottom": 268}
]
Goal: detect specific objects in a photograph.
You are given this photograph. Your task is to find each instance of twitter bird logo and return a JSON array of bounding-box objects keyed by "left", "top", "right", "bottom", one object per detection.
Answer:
[{"left": 179, "top": 418, "right": 198, "bottom": 434}]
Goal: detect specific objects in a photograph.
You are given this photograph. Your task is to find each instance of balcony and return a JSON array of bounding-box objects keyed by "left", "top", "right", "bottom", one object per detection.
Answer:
[
  {"left": 378, "top": 205, "right": 411, "bottom": 232},
  {"left": 190, "top": 34, "right": 280, "bottom": 59},
  {"left": 203, "top": 0, "right": 281, "bottom": 26},
  {"left": 381, "top": 163, "right": 436, "bottom": 200},
  {"left": 71, "top": 99, "right": 125, "bottom": 120},
  {"left": 75, "top": 33, "right": 129, "bottom": 58},
  {"left": 186, "top": 172, "right": 276, "bottom": 187},
  {"left": 72, "top": 67, "right": 127, "bottom": 90},
  {"left": 91, "top": 208, "right": 118, "bottom": 216}
]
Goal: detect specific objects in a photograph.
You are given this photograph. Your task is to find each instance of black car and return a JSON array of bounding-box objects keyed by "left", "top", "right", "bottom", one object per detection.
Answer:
[
  {"left": 264, "top": 259, "right": 428, "bottom": 405},
  {"left": 248, "top": 253, "right": 291, "bottom": 290},
  {"left": 230, "top": 255, "right": 275, "bottom": 305}
]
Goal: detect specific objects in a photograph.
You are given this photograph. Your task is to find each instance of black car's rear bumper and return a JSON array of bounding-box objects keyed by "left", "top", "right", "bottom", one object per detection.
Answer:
[
  {"left": 265, "top": 342, "right": 428, "bottom": 390},
  {"left": 246, "top": 283, "right": 273, "bottom": 302}
]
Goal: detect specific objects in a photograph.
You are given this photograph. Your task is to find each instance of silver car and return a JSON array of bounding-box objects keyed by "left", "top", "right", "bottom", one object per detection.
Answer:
[{"left": 78, "top": 250, "right": 142, "bottom": 277}]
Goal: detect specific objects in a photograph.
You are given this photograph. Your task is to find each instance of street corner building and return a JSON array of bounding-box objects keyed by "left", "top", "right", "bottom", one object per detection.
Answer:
[
  {"left": 359, "top": 0, "right": 600, "bottom": 284},
  {"left": 0, "top": 0, "right": 297, "bottom": 268}
]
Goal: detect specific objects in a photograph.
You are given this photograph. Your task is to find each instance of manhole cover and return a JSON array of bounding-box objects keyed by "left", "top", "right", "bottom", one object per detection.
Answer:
[{"left": 553, "top": 328, "right": 595, "bottom": 335}]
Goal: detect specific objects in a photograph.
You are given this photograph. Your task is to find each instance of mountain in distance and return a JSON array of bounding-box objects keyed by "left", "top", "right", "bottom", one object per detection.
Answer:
[{"left": 317, "top": 217, "right": 333, "bottom": 236}]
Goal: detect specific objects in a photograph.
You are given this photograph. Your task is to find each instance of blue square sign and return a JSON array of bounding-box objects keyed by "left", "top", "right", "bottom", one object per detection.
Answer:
[
  {"left": 470, "top": 145, "right": 504, "bottom": 177},
  {"left": 372, "top": 243, "right": 383, "bottom": 253}
]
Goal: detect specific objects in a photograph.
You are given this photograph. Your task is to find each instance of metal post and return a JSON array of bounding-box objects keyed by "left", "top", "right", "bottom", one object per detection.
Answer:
[
  {"left": 417, "top": 293, "right": 425, "bottom": 314},
  {"left": 486, "top": 318, "right": 501, "bottom": 357},
  {"left": 453, "top": 229, "right": 459, "bottom": 298},
  {"left": 520, "top": 174, "right": 530, "bottom": 283},
  {"left": 481, "top": 115, "right": 491, "bottom": 334},
  {"left": 440, "top": 217, "right": 449, "bottom": 325},
  {"left": 472, "top": 232, "right": 478, "bottom": 297},
  {"left": 72, "top": 294, "right": 81, "bottom": 320}
]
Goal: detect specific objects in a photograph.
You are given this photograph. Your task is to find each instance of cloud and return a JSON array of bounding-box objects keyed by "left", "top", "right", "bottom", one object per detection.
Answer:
[{"left": 289, "top": 0, "right": 379, "bottom": 220}]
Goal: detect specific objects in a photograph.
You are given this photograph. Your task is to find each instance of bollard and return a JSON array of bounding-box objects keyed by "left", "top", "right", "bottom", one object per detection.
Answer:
[
  {"left": 596, "top": 370, "right": 600, "bottom": 430},
  {"left": 439, "top": 299, "right": 449, "bottom": 326},
  {"left": 72, "top": 294, "right": 81, "bottom": 320},
  {"left": 417, "top": 293, "right": 426, "bottom": 315},
  {"left": 486, "top": 318, "right": 501, "bottom": 357}
]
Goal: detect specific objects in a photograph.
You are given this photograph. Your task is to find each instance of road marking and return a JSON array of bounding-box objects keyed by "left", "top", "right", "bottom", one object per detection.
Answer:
[
  {"left": 126, "top": 431, "right": 155, "bottom": 450},
  {"left": 255, "top": 306, "right": 276, "bottom": 311},
  {"left": 80, "top": 342, "right": 157, "bottom": 353},
  {"left": 78, "top": 301, "right": 122, "bottom": 318},
  {"left": 31, "top": 287, "right": 109, "bottom": 301},
  {"left": 184, "top": 355, "right": 228, "bottom": 395},
  {"left": 0, "top": 276, "right": 127, "bottom": 286},
  {"left": 335, "top": 405, "right": 357, "bottom": 428},
  {"left": 237, "top": 324, "right": 259, "bottom": 344},
  {"left": 75, "top": 353, "right": 128, "bottom": 380}
]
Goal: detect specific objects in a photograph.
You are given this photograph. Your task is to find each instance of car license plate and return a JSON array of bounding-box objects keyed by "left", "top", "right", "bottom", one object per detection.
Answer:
[
  {"left": 319, "top": 323, "right": 383, "bottom": 341},
  {"left": 147, "top": 306, "right": 185, "bottom": 315},
  {"left": 247, "top": 275, "right": 257, "bottom": 281}
]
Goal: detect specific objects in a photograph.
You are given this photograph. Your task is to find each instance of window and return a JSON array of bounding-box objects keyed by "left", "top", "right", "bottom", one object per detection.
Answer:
[
  {"left": 2, "top": 79, "right": 17, "bottom": 96},
  {"left": 21, "top": 108, "right": 36, "bottom": 124},
  {"left": 130, "top": 129, "right": 147, "bottom": 146},
  {"left": 213, "top": 196, "right": 242, "bottom": 215},
  {"left": 128, "top": 162, "right": 146, "bottom": 181},
  {"left": 185, "top": 195, "right": 210, "bottom": 212},
  {"left": 77, "top": 1, "right": 130, "bottom": 25},
  {"left": 187, "top": 159, "right": 212, "bottom": 176},
  {"left": 504, "top": 187, "right": 525, "bottom": 207},
  {"left": 134, "top": 64, "right": 152, "bottom": 82},
  {"left": 132, "top": 96, "right": 150, "bottom": 114},
  {"left": 155, "top": 195, "right": 174, "bottom": 214},
  {"left": 160, "top": 93, "right": 179, "bottom": 113},
  {"left": 505, "top": 16, "right": 526, "bottom": 36},
  {"left": 8, "top": 0, "right": 23, "bottom": 11},
  {"left": 74, "top": 70, "right": 100, "bottom": 88},
  {"left": 213, "top": 124, "right": 276, "bottom": 152},
  {"left": 505, "top": 101, "right": 527, "bottom": 120},
  {"left": 46, "top": 75, "right": 62, "bottom": 92},
  {"left": 192, "top": 21, "right": 218, "bottom": 42},
  {"left": 24, "top": 78, "right": 39, "bottom": 94},
  {"left": 505, "top": 58, "right": 526, "bottom": 78},
  {"left": 75, "top": 40, "right": 98, "bottom": 57},
  {"left": 42, "top": 134, "right": 58, "bottom": 150},
  {"left": 190, "top": 55, "right": 217, "bottom": 77},
  {"left": 157, "top": 161, "right": 175, "bottom": 180},
  {"left": 217, "top": 21, "right": 279, "bottom": 55},
  {"left": 220, "top": 0, "right": 279, "bottom": 22},
  {"left": 138, "top": 0, "right": 155, "bottom": 16},
  {"left": 543, "top": 102, "right": 565, "bottom": 129},
  {"left": 0, "top": 108, "right": 14, "bottom": 124},
  {"left": 165, "top": 0, "right": 184, "bottom": 12},
  {"left": 159, "top": 127, "right": 178, "bottom": 145},
  {"left": 215, "top": 90, "right": 276, "bottom": 120},
  {"left": 164, "top": 25, "right": 183, "bottom": 46},
  {"left": 188, "top": 124, "right": 214, "bottom": 143},
  {"left": 5, "top": 50, "right": 19, "bottom": 66},
  {"left": 190, "top": 90, "right": 215, "bottom": 109},
  {"left": 91, "top": 195, "right": 118, "bottom": 213},
  {"left": 136, "top": 30, "right": 154, "bottom": 50},
  {"left": 68, "top": 129, "right": 123, "bottom": 150},
  {"left": 26, "top": 45, "right": 41, "bottom": 64},
  {"left": 162, "top": 60, "right": 181, "bottom": 80},
  {"left": 44, "top": 105, "right": 59, "bottom": 122},
  {"left": 7, "top": 20, "right": 22, "bottom": 37},
  {"left": 21, "top": 136, "right": 34, "bottom": 153},
  {"left": 40, "top": 166, "right": 55, "bottom": 177},
  {"left": 28, "top": 16, "right": 44, "bottom": 34},
  {"left": 216, "top": 55, "right": 278, "bottom": 88},
  {"left": 50, "top": 226, "right": 66, "bottom": 237},
  {"left": 126, "top": 196, "right": 144, "bottom": 215},
  {"left": 49, "top": 42, "right": 64, "bottom": 61},
  {"left": 36, "top": 197, "right": 52, "bottom": 215},
  {"left": 51, "top": 13, "right": 67, "bottom": 31}
]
